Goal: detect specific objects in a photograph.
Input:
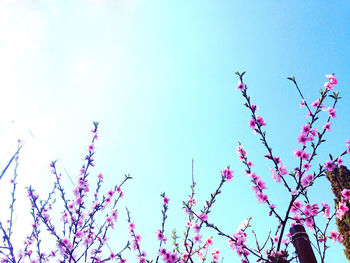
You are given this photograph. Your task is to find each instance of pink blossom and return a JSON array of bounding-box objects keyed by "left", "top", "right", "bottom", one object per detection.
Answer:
[
  {"left": 321, "top": 202, "right": 331, "bottom": 218},
  {"left": 205, "top": 237, "right": 213, "bottom": 247},
  {"left": 301, "top": 124, "right": 311, "bottom": 134},
  {"left": 163, "top": 196, "right": 170, "bottom": 204},
  {"left": 293, "top": 149, "right": 304, "bottom": 159},
  {"left": 129, "top": 222, "right": 135, "bottom": 231},
  {"left": 193, "top": 223, "right": 200, "bottom": 233},
  {"left": 255, "top": 177, "right": 267, "bottom": 190},
  {"left": 305, "top": 217, "right": 314, "bottom": 230},
  {"left": 270, "top": 168, "right": 280, "bottom": 183},
  {"left": 327, "top": 107, "right": 336, "bottom": 118},
  {"left": 301, "top": 174, "right": 313, "bottom": 188},
  {"left": 279, "top": 163, "right": 288, "bottom": 176},
  {"left": 248, "top": 119, "right": 256, "bottom": 130},
  {"left": 341, "top": 189, "right": 350, "bottom": 201},
  {"left": 256, "top": 115, "right": 267, "bottom": 126},
  {"left": 111, "top": 210, "right": 118, "bottom": 221},
  {"left": 311, "top": 100, "right": 320, "bottom": 107},
  {"left": 193, "top": 233, "right": 202, "bottom": 243},
  {"left": 310, "top": 128, "right": 317, "bottom": 137},
  {"left": 300, "top": 99, "right": 305, "bottom": 107},
  {"left": 324, "top": 122, "right": 331, "bottom": 131},
  {"left": 329, "top": 230, "right": 343, "bottom": 243},
  {"left": 250, "top": 104, "right": 258, "bottom": 112},
  {"left": 324, "top": 82, "right": 333, "bottom": 90},
  {"left": 188, "top": 197, "right": 196, "bottom": 205},
  {"left": 326, "top": 74, "right": 338, "bottom": 85},
  {"left": 236, "top": 81, "right": 245, "bottom": 91},
  {"left": 291, "top": 200, "right": 303, "bottom": 214},
  {"left": 156, "top": 229, "right": 166, "bottom": 242},
  {"left": 256, "top": 192, "right": 268, "bottom": 203},
  {"left": 97, "top": 173, "right": 103, "bottom": 180},
  {"left": 199, "top": 212, "right": 208, "bottom": 222},
  {"left": 290, "top": 189, "right": 298, "bottom": 196},
  {"left": 297, "top": 133, "right": 310, "bottom": 146},
  {"left": 301, "top": 151, "right": 310, "bottom": 160},
  {"left": 221, "top": 167, "right": 233, "bottom": 182},
  {"left": 336, "top": 202, "right": 349, "bottom": 220},
  {"left": 282, "top": 238, "right": 289, "bottom": 245},
  {"left": 302, "top": 162, "right": 311, "bottom": 171},
  {"left": 337, "top": 156, "right": 343, "bottom": 167},
  {"left": 324, "top": 160, "right": 335, "bottom": 172}
]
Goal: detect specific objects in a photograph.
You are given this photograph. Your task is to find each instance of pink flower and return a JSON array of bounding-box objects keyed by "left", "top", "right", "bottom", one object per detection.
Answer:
[
  {"left": 248, "top": 119, "right": 256, "bottom": 130},
  {"left": 297, "top": 133, "right": 310, "bottom": 146},
  {"left": 326, "top": 74, "right": 338, "bottom": 85},
  {"left": 301, "top": 151, "right": 310, "bottom": 160},
  {"left": 327, "top": 107, "right": 336, "bottom": 118},
  {"left": 205, "top": 237, "right": 213, "bottom": 247},
  {"left": 256, "top": 115, "right": 267, "bottom": 126},
  {"left": 270, "top": 168, "right": 280, "bottom": 183},
  {"left": 311, "top": 100, "right": 320, "bottom": 107},
  {"left": 250, "top": 104, "right": 258, "bottom": 112},
  {"left": 163, "top": 196, "right": 170, "bottom": 204},
  {"left": 236, "top": 81, "right": 245, "bottom": 91},
  {"left": 255, "top": 177, "right": 267, "bottom": 189},
  {"left": 324, "top": 122, "right": 331, "bottom": 131},
  {"left": 324, "top": 160, "right": 335, "bottom": 172},
  {"left": 193, "top": 233, "right": 202, "bottom": 243},
  {"left": 293, "top": 149, "right": 304, "bottom": 159},
  {"left": 310, "top": 128, "right": 317, "bottom": 137},
  {"left": 256, "top": 192, "right": 268, "bottom": 203},
  {"left": 279, "top": 163, "right": 288, "bottom": 176},
  {"left": 290, "top": 189, "right": 298, "bottom": 196},
  {"left": 337, "top": 156, "right": 343, "bottom": 167},
  {"left": 336, "top": 202, "right": 349, "bottom": 220},
  {"left": 282, "top": 238, "right": 289, "bottom": 245},
  {"left": 291, "top": 200, "right": 303, "bottom": 214},
  {"left": 129, "top": 222, "right": 135, "bottom": 231},
  {"left": 97, "top": 173, "right": 103, "bottom": 180},
  {"left": 301, "top": 124, "right": 311, "bottom": 134},
  {"left": 156, "top": 229, "right": 166, "bottom": 242},
  {"left": 300, "top": 99, "right": 305, "bottom": 107},
  {"left": 301, "top": 174, "right": 313, "bottom": 188},
  {"left": 302, "top": 162, "right": 311, "bottom": 171},
  {"left": 220, "top": 167, "right": 233, "bottom": 182},
  {"left": 199, "top": 212, "right": 208, "bottom": 222},
  {"left": 111, "top": 210, "right": 118, "bottom": 221},
  {"left": 329, "top": 230, "right": 342, "bottom": 243},
  {"left": 324, "top": 82, "right": 333, "bottom": 90},
  {"left": 341, "top": 189, "right": 350, "bottom": 201},
  {"left": 321, "top": 202, "right": 331, "bottom": 218},
  {"left": 188, "top": 197, "right": 196, "bottom": 205},
  {"left": 305, "top": 217, "right": 314, "bottom": 230}
]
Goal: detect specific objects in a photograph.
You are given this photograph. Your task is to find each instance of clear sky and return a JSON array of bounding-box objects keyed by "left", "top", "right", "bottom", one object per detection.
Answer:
[{"left": 0, "top": 0, "right": 349, "bottom": 262}]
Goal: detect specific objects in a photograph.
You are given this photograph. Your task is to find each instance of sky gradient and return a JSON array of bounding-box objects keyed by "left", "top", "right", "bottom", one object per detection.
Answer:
[{"left": 0, "top": 1, "right": 349, "bottom": 262}]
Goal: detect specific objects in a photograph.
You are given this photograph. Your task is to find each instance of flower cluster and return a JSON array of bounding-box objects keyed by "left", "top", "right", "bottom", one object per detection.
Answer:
[{"left": 0, "top": 72, "right": 348, "bottom": 263}]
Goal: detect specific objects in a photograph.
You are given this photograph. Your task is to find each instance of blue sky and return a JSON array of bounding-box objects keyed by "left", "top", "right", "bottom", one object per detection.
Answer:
[{"left": 0, "top": 0, "right": 349, "bottom": 262}]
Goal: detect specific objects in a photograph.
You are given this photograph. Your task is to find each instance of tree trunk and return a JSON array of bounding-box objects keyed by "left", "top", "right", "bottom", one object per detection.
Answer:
[
  {"left": 326, "top": 165, "right": 350, "bottom": 261},
  {"left": 290, "top": 225, "right": 317, "bottom": 263}
]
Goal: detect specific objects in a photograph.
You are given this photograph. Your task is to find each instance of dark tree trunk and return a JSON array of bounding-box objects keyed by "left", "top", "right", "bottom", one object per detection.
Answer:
[{"left": 290, "top": 225, "right": 317, "bottom": 263}]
